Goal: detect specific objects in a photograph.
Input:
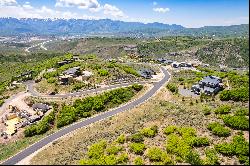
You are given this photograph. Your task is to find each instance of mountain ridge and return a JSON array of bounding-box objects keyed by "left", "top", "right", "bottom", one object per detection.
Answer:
[{"left": 0, "top": 17, "right": 248, "bottom": 37}]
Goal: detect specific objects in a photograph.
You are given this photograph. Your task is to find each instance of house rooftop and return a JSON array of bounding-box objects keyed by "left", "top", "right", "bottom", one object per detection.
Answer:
[
  {"left": 201, "top": 76, "right": 222, "bottom": 85},
  {"left": 32, "top": 103, "right": 50, "bottom": 112},
  {"left": 63, "top": 67, "right": 80, "bottom": 75}
]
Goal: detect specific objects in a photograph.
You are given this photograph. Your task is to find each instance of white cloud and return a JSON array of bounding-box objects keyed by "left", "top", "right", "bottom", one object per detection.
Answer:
[
  {"left": 153, "top": 7, "right": 170, "bottom": 13},
  {"left": 0, "top": 3, "right": 100, "bottom": 19},
  {"left": 22, "top": 2, "right": 33, "bottom": 10},
  {"left": 55, "top": 0, "right": 101, "bottom": 10},
  {"left": 153, "top": 1, "right": 157, "bottom": 6},
  {"left": 0, "top": 0, "right": 17, "bottom": 6},
  {"left": 0, "top": 0, "right": 127, "bottom": 20},
  {"left": 103, "top": 4, "right": 126, "bottom": 18}
]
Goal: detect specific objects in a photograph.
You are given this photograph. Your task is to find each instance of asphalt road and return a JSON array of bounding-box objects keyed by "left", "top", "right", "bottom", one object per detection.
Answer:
[{"left": 1, "top": 67, "right": 170, "bottom": 165}]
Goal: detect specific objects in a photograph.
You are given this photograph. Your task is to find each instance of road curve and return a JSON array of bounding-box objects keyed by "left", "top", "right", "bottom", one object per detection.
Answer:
[{"left": 1, "top": 67, "right": 170, "bottom": 165}]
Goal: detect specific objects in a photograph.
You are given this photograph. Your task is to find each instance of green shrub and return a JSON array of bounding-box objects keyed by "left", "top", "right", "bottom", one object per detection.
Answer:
[
  {"left": 47, "top": 77, "right": 57, "bottom": 84},
  {"left": 164, "top": 125, "right": 177, "bottom": 135},
  {"left": 130, "top": 133, "right": 144, "bottom": 143},
  {"left": 116, "top": 153, "right": 128, "bottom": 164},
  {"left": 185, "top": 151, "right": 203, "bottom": 165},
  {"left": 146, "top": 147, "right": 168, "bottom": 162},
  {"left": 191, "top": 137, "right": 210, "bottom": 147},
  {"left": 222, "top": 115, "right": 249, "bottom": 130},
  {"left": 104, "top": 155, "right": 117, "bottom": 165},
  {"left": 87, "top": 140, "right": 107, "bottom": 159},
  {"left": 63, "top": 86, "right": 139, "bottom": 128},
  {"left": 129, "top": 143, "right": 146, "bottom": 155},
  {"left": 134, "top": 157, "right": 144, "bottom": 165},
  {"left": 177, "top": 127, "right": 196, "bottom": 137},
  {"left": 235, "top": 108, "right": 249, "bottom": 116},
  {"left": 166, "top": 83, "right": 178, "bottom": 94},
  {"left": 215, "top": 143, "right": 235, "bottom": 155},
  {"left": 132, "top": 84, "right": 143, "bottom": 91},
  {"left": 214, "top": 105, "right": 231, "bottom": 114},
  {"left": 98, "top": 69, "right": 109, "bottom": 76},
  {"left": 24, "top": 125, "right": 37, "bottom": 137},
  {"left": 35, "top": 120, "right": 49, "bottom": 135},
  {"left": 204, "top": 148, "right": 219, "bottom": 165},
  {"left": 120, "top": 65, "right": 140, "bottom": 77},
  {"left": 72, "top": 82, "right": 85, "bottom": 91},
  {"left": 43, "top": 71, "right": 58, "bottom": 79},
  {"left": 56, "top": 105, "right": 76, "bottom": 128},
  {"left": 165, "top": 133, "right": 192, "bottom": 158},
  {"left": 207, "top": 122, "right": 231, "bottom": 137},
  {"left": 140, "top": 125, "right": 158, "bottom": 137},
  {"left": 106, "top": 145, "right": 123, "bottom": 155},
  {"left": 203, "top": 107, "right": 212, "bottom": 115},
  {"left": 24, "top": 110, "right": 55, "bottom": 137},
  {"left": 220, "top": 87, "right": 249, "bottom": 102},
  {"left": 165, "top": 126, "right": 207, "bottom": 160},
  {"left": 80, "top": 155, "right": 117, "bottom": 165},
  {"left": 238, "top": 155, "right": 249, "bottom": 165},
  {"left": 215, "top": 134, "right": 249, "bottom": 157},
  {"left": 178, "top": 77, "right": 185, "bottom": 81},
  {"left": 0, "top": 99, "right": 4, "bottom": 106},
  {"left": 116, "top": 134, "right": 126, "bottom": 144}
]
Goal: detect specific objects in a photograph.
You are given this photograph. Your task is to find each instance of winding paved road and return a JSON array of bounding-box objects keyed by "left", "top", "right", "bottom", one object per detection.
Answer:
[{"left": 1, "top": 67, "right": 170, "bottom": 165}]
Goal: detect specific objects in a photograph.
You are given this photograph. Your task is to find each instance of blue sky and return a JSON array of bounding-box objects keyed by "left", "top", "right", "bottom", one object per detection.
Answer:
[{"left": 0, "top": 0, "right": 249, "bottom": 27}]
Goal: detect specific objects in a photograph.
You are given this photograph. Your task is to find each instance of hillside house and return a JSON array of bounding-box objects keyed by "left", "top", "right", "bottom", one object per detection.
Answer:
[
  {"left": 32, "top": 103, "right": 50, "bottom": 113},
  {"left": 63, "top": 67, "right": 81, "bottom": 77},
  {"left": 191, "top": 76, "right": 223, "bottom": 95},
  {"left": 59, "top": 75, "right": 73, "bottom": 85},
  {"left": 138, "top": 68, "right": 155, "bottom": 79}
]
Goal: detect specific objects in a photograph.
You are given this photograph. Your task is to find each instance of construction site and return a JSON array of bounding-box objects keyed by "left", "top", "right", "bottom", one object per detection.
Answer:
[{"left": 0, "top": 101, "right": 51, "bottom": 141}]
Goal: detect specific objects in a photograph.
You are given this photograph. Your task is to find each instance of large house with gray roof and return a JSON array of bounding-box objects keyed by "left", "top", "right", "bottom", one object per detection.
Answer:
[{"left": 191, "top": 76, "right": 223, "bottom": 95}]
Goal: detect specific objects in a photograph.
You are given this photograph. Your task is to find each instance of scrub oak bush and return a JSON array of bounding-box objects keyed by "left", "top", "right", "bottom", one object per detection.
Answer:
[
  {"left": 140, "top": 125, "right": 158, "bottom": 137},
  {"left": 215, "top": 134, "right": 249, "bottom": 164},
  {"left": 222, "top": 115, "right": 249, "bottom": 130},
  {"left": 207, "top": 122, "right": 231, "bottom": 137},
  {"left": 129, "top": 143, "right": 146, "bottom": 155},
  {"left": 214, "top": 105, "right": 231, "bottom": 114},
  {"left": 134, "top": 157, "right": 144, "bottom": 165},
  {"left": 166, "top": 83, "right": 178, "bottom": 94}
]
